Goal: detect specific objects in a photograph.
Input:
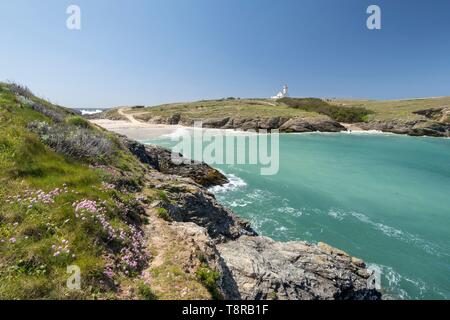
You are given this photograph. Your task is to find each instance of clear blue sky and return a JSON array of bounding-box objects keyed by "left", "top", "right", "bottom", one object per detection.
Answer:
[{"left": 0, "top": 0, "right": 449, "bottom": 108}]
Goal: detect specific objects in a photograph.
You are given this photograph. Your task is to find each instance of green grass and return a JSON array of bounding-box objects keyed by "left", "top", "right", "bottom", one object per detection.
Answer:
[
  {"left": 127, "top": 98, "right": 319, "bottom": 121},
  {"left": 279, "top": 97, "right": 373, "bottom": 123},
  {"left": 138, "top": 281, "right": 158, "bottom": 300},
  {"left": 118, "top": 96, "right": 450, "bottom": 125},
  {"left": 66, "top": 116, "right": 92, "bottom": 129},
  {"left": 156, "top": 208, "right": 171, "bottom": 222},
  {"left": 195, "top": 266, "right": 222, "bottom": 300},
  {"left": 157, "top": 190, "right": 169, "bottom": 202},
  {"left": 0, "top": 82, "right": 148, "bottom": 299},
  {"left": 330, "top": 97, "right": 450, "bottom": 122}
]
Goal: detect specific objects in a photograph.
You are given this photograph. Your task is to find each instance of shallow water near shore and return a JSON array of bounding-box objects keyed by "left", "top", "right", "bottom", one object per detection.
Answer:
[{"left": 143, "top": 131, "right": 450, "bottom": 299}]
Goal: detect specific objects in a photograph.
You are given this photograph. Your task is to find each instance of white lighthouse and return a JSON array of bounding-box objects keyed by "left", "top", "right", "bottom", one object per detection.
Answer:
[{"left": 271, "top": 84, "right": 289, "bottom": 99}]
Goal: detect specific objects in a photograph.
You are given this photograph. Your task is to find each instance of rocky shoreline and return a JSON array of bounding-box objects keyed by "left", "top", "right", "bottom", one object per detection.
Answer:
[
  {"left": 121, "top": 137, "right": 382, "bottom": 300},
  {"left": 92, "top": 108, "right": 450, "bottom": 137},
  {"left": 356, "top": 118, "right": 450, "bottom": 137}
]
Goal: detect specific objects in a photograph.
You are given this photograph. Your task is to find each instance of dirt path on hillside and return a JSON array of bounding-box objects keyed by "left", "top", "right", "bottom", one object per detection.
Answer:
[
  {"left": 139, "top": 207, "right": 211, "bottom": 300},
  {"left": 117, "top": 108, "right": 142, "bottom": 124}
]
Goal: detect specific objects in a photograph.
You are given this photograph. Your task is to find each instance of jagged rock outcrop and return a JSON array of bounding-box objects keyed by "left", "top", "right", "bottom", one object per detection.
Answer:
[
  {"left": 219, "top": 117, "right": 290, "bottom": 131},
  {"left": 353, "top": 106, "right": 450, "bottom": 137},
  {"left": 134, "top": 114, "right": 346, "bottom": 133},
  {"left": 357, "top": 119, "right": 450, "bottom": 137},
  {"left": 202, "top": 117, "right": 232, "bottom": 128},
  {"left": 217, "top": 236, "right": 381, "bottom": 300},
  {"left": 147, "top": 175, "right": 256, "bottom": 242},
  {"left": 258, "top": 116, "right": 290, "bottom": 130},
  {"left": 413, "top": 106, "right": 450, "bottom": 124},
  {"left": 279, "top": 117, "right": 346, "bottom": 133},
  {"left": 122, "top": 138, "right": 228, "bottom": 187}
]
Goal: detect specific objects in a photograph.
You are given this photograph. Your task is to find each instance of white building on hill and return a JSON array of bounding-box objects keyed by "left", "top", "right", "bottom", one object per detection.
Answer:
[{"left": 271, "top": 84, "right": 289, "bottom": 99}]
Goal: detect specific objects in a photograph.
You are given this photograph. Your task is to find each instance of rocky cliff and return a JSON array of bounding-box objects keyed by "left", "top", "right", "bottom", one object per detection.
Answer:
[
  {"left": 136, "top": 114, "right": 347, "bottom": 133},
  {"left": 94, "top": 107, "right": 450, "bottom": 137},
  {"left": 124, "top": 138, "right": 229, "bottom": 187},
  {"left": 357, "top": 118, "right": 450, "bottom": 137},
  {"left": 123, "top": 138, "right": 382, "bottom": 300}
]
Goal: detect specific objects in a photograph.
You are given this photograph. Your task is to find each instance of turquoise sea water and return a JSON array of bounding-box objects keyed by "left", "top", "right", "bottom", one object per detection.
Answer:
[{"left": 144, "top": 131, "right": 450, "bottom": 299}]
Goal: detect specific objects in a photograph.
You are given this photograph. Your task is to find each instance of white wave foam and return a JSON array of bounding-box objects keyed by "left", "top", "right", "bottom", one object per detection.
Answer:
[
  {"left": 227, "top": 199, "right": 252, "bottom": 208},
  {"left": 246, "top": 189, "right": 274, "bottom": 201},
  {"left": 161, "top": 126, "right": 262, "bottom": 139},
  {"left": 328, "top": 208, "right": 347, "bottom": 221},
  {"left": 160, "top": 127, "right": 191, "bottom": 139},
  {"left": 209, "top": 173, "right": 247, "bottom": 194},
  {"left": 290, "top": 131, "right": 397, "bottom": 136},
  {"left": 365, "top": 263, "right": 443, "bottom": 299},
  {"left": 350, "top": 212, "right": 445, "bottom": 257},
  {"left": 80, "top": 109, "right": 103, "bottom": 115},
  {"left": 246, "top": 216, "right": 279, "bottom": 235},
  {"left": 201, "top": 127, "right": 260, "bottom": 137},
  {"left": 277, "top": 206, "right": 295, "bottom": 214},
  {"left": 275, "top": 226, "right": 288, "bottom": 232},
  {"left": 366, "top": 263, "right": 410, "bottom": 299},
  {"left": 277, "top": 203, "right": 303, "bottom": 217}
]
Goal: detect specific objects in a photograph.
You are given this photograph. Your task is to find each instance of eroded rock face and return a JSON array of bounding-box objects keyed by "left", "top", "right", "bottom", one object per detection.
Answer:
[
  {"left": 217, "top": 236, "right": 381, "bottom": 300},
  {"left": 148, "top": 177, "right": 256, "bottom": 242},
  {"left": 358, "top": 119, "right": 450, "bottom": 137},
  {"left": 279, "top": 117, "right": 346, "bottom": 133},
  {"left": 258, "top": 116, "right": 290, "bottom": 130},
  {"left": 122, "top": 138, "right": 228, "bottom": 187},
  {"left": 124, "top": 138, "right": 159, "bottom": 169},
  {"left": 202, "top": 117, "right": 231, "bottom": 128},
  {"left": 441, "top": 108, "right": 450, "bottom": 123},
  {"left": 138, "top": 114, "right": 346, "bottom": 133},
  {"left": 414, "top": 107, "right": 450, "bottom": 124},
  {"left": 144, "top": 145, "right": 229, "bottom": 187}
]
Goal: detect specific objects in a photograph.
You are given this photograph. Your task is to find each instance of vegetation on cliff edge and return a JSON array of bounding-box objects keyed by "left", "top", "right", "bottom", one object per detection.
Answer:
[
  {"left": 0, "top": 83, "right": 151, "bottom": 299},
  {"left": 279, "top": 97, "right": 373, "bottom": 123}
]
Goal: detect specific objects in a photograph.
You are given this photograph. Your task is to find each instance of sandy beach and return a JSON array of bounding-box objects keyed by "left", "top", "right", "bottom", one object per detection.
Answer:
[
  {"left": 341, "top": 123, "right": 364, "bottom": 132},
  {"left": 90, "top": 119, "right": 182, "bottom": 140},
  {"left": 91, "top": 118, "right": 379, "bottom": 142}
]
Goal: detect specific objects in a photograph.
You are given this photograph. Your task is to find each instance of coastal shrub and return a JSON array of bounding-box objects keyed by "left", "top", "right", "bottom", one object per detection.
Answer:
[
  {"left": 8, "top": 83, "right": 68, "bottom": 122},
  {"left": 7, "top": 82, "right": 33, "bottom": 99},
  {"left": 279, "top": 97, "right": 373, "bottom": 123},
  {"left": 66, "top": 116, "right": 92, "bottom": 129},
  {"left": 0, "top": 83, "right": 150, "bottom": 299},
  {"left": 195, "top": 250, "right": 208, "bottom": 265},
  {"left": 156, "top": 207, "right": 171, "bottom": 221},
  {"left": 28, "top": 121, "right": 114, "bottom": 163},
  {"left": 157, "top": 190, "right": 169, "bottom": 203},
  {"left": 195, "top": 266, "right": 222, "bottom": 300},
  {"left": 138, "top": 282, "right": 158, "bottom": 300},
  {"left": 19, "top": 98, "right": 66, "bottom": 123}
]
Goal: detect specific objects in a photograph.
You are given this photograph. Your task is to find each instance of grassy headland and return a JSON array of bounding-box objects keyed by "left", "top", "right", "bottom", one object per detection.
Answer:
[
  {"left": 115, "top": 96, "right": 450, "bottom": 124},
  {"left": 94, "top": 96, "right": 448, "bottom": 137},
  {"left": 330, "top": 97, "right": 450, "bottom": 122},
  {"left": 0, "top": 83, "right": 152, "bottom": 299},
  {"left": 128, "top": 98, "right": 319, "bottom": 121},
  {"left": 0, "top": 83, "right": 222, "bottom": 299}
]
